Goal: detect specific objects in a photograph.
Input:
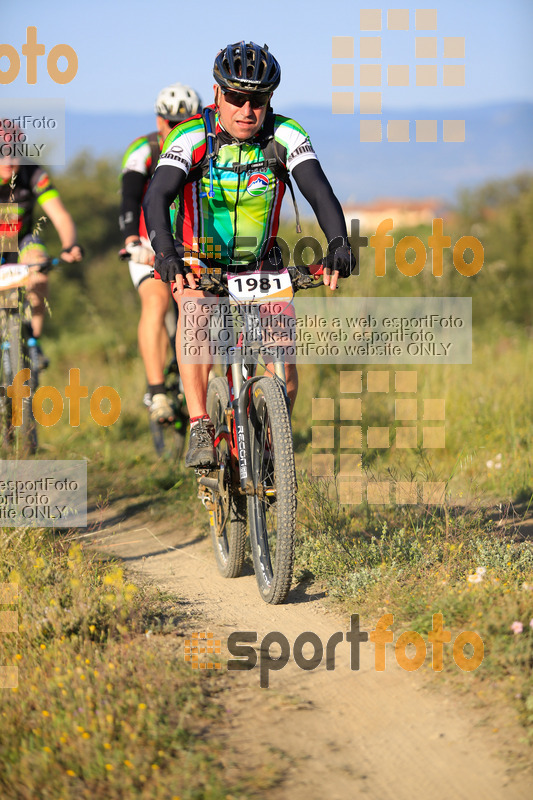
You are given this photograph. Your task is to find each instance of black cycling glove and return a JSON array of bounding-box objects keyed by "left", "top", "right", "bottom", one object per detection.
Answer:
[
  {"left": 155, "top": 253, "right": 189, "bottom": 283},
  {"left": 324, "top": 242, "right": 357, "bottom": 278},
  {"left": 61, "top": 243, "right": 85, "bottom": 258}
]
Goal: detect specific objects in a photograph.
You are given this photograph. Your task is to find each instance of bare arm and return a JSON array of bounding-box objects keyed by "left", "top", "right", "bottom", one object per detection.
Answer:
[{"left": 39, "top": 195, "right": 82, "bottom": 262}]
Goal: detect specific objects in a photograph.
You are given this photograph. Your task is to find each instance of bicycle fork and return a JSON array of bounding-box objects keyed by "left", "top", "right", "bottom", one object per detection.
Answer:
[{"left": 230, "top": 356, "right": 287, "bottom": 497}]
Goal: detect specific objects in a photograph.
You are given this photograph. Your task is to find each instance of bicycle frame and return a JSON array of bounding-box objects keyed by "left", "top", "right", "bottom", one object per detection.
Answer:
[
  {"left": 194, "top": 284, "right": 292, "bottom": 510},
  {"left": 230, "top": 305, "right": 289, "bottom": 497},
  {"left": 196, "top": 265, "right": 323, "bottom": 490}
]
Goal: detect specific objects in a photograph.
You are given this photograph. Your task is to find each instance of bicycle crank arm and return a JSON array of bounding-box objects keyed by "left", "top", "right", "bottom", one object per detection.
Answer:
[{"left": 197, "top": 475, "right": 219, "bottom": 492}]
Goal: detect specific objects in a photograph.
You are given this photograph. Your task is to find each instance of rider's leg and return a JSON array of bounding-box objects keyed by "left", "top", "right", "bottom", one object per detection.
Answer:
[
  {"left": 130, "top": 264, "right": 175, "bottom": 424},
  {"left": 26, "top": 272, "right": 48, "bottom": 338},
  {"left": 20, "top": 239, "right": 49, "bottom": 338},
  {"left": 175, "top": 289, "right": 216, "bottom": 467},
  {"left": 262, "top": 362, "right": 298, "bottom": 414},
  {"left": 175, "top": 290, "right": 212, "bottom": 417},
  {"left": 259, "top": 299, "right": 298, "bottom": 413},
  {"left": 137, "top": 278, "right": 170, "bottom": 386},
  {"left": 284, "top": 362, "right": 298, "bottom": 413}
]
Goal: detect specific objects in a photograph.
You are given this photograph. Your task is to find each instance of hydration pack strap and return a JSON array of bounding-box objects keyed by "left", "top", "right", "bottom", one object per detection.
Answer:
[
  {"left": 199, "top": 108, "right": 216, "bottom": 198},
  {"left": 199, "top": 108, "right": 301, "bottom": 233},
  {"left": 260, "top": 115, "right": 302, "bottom": 234}
]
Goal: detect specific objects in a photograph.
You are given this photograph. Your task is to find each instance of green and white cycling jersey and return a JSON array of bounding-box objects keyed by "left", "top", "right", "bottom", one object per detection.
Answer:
[
  {"left": 120, "top": 131, "right": 162, "bottom": 240},
  {"left": 156, "top": 105, "right": 317, "bottom": 266}
]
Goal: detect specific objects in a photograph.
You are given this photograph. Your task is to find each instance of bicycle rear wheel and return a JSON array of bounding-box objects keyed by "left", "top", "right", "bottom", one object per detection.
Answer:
[
  {"left": 148, "top": 411, "right": 187, "bottom": 460},
  {"left": 206, "top": 376, "right": 247, "bottom": 578},
  {"left": 147, "top": 363, "right": 188, "bottom": 459},
  {"left": 247, "top": 377, "right": 296, "bottom": 604}
]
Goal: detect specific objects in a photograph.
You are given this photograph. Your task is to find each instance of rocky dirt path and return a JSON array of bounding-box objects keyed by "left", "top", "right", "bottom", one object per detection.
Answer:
[{"left": 87, "top": 499, "right": 532, "bottom": 800}]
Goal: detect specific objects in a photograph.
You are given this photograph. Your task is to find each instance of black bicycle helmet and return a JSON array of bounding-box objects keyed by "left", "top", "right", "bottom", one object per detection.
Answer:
[{"left": 213, "top": 41, "right": 281, "bottom": 93}]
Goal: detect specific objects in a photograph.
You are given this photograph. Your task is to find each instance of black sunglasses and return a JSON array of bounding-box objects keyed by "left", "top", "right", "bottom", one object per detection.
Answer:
[{"left": 221, "top": 88, "right": 271, "bottom": 109}]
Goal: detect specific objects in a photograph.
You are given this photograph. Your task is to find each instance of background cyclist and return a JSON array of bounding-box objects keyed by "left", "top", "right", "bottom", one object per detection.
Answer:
[
  {"left": 143, "top": 42, "right": 355, "bottom": 467},
  {"left": 119, "top": 83, "right": 202, "bottom": 425},
  {"left": 0, "top": 125, "right": 83, "bottom": 368}
]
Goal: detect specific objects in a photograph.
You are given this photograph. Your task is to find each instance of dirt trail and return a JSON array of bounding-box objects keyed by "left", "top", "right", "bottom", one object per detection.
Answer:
[{"left": 87, "top": 499, "right": 532, "bottom": 800}]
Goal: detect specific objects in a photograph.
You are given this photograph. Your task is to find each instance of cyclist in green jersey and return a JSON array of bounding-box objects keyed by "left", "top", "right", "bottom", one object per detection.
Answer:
[{"left": 143, "top": 41, "right": 355, "bottom": 467}]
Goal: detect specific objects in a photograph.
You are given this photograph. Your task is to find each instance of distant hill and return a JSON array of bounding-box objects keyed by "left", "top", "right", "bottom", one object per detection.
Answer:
[{"left": 64, "top": 102, "right": 533, "bottom": 205}]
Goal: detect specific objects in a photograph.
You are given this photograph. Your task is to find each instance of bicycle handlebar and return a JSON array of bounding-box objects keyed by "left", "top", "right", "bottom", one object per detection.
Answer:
[
  {"left": 148, "top": 264, "right": 326, "bottom": 294},
  {"left": 0, "top": 257, "right": 60, "bottom": 272},
  {"left": 0, "top": 257, "right": 61, "bottom": 292},
  {"left": 21, "top": 257, "right": 60, "bottom": 274}
]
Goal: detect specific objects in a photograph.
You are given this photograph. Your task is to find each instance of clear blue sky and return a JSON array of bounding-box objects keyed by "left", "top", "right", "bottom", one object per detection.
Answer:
[{"left": 2, "top": 0, "right": 532, "bottom": 113}]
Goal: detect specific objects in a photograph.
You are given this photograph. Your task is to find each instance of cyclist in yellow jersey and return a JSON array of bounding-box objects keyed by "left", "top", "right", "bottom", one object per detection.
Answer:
[
  {"left": 120, "top": 83, "right": 202, "bottom": 423},
  {"left": 0, "top": 124, "right": 83, "bottom": 367},
  {"left": 144, "top": 42, "right": 356, "bottom": 467}
]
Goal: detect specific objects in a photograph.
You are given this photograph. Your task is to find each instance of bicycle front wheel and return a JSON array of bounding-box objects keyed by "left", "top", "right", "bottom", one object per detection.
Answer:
[
  {"left": 206, "top": 377, "right": 247, "bottom": 578},
  {"left": 247, "top": 377, "right": 296, "bottom": 604}
]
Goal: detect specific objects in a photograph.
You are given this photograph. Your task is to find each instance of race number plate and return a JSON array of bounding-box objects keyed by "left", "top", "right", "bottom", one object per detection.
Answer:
[
  {"left": 0, "top": 264, "right": 30, "bottom": 290},
  {"left": 227, "top": 268, "right": 293, "bottom": 304}
]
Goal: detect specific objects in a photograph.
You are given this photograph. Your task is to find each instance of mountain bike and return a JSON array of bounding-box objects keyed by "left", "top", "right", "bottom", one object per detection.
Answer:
[
  {"left": 0, "top": 257, "right": 57, "bottom": 455},
  {"left": 193, "top": 264, "right": 323, "bottom": 604}
]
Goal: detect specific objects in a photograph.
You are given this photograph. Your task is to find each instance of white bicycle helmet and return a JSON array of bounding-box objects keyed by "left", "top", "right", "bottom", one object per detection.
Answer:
[{"left": 155, "top": 83, "right": 202, "bottom": 122}]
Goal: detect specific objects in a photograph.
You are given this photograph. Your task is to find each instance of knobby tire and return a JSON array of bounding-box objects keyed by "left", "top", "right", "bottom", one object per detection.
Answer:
[
  {"left": 206, "top": 376, "right": 247, "bottom": 578},
  {"left": 247, "top": 377, "right": 296, "bottom": 604}
]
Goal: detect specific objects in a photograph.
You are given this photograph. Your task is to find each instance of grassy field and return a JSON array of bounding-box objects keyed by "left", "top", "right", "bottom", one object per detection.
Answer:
[{"left": 0, "top": 524, "right": 283, "bottom": 799}]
